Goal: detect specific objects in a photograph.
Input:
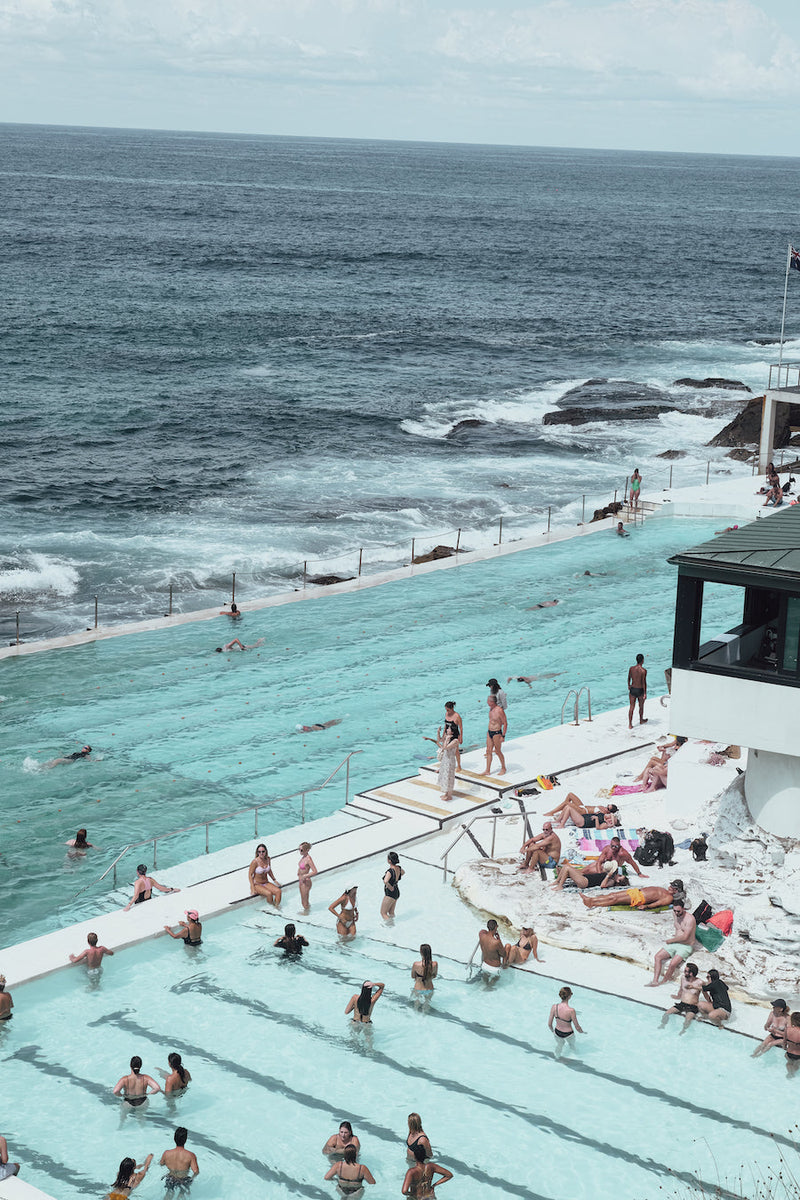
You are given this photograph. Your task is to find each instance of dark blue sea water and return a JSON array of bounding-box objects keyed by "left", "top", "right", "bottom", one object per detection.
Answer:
[{"left": 3, "top": 124, "right": 799, "bottom": 638}]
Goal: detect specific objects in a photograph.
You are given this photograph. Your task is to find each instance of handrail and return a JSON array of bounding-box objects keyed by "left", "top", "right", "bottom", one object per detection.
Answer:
[
  {"left": 439, "top": 805, "right": 540, "bottom": 880},
  {"left": 68, "top": 751, "right": 362, "bottom": 900},
  {"left": 560, "top": 689, "right": 578, "bottom": 724},
  {"left": 560, "top": 687, "right": 591, "bottom": 725}
]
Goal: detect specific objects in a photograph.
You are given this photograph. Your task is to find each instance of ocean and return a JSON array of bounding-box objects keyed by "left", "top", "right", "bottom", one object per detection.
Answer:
[{"left": 3, "top": 124, "right": 798, "bottom": 640}]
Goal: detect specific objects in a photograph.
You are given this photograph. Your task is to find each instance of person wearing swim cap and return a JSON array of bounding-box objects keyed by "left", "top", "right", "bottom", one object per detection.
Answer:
[{"left": 42, "top": 745, "right": 92, "bottom": 768}]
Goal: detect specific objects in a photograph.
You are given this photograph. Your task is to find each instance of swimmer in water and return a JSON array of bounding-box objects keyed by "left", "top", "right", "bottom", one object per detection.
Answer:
[
  {"left": 159, "top": 1126, "right": 199, "bottom": 1190},
  {"left": 42, "top": 745, "right": 92, "bottom": 768},
  {"left": 105, "top": 1154, "right": 153, "bottom": 1199},
  {"left": 66, "top": 828, "right": 93, "bottom": 849},
  {"left": 324, "top": 1143, "right": 376, "bottom": 1195},
  {"left": 70, "top": 931, "right": 114, "bottom": 969},
  {"left": 507, "top": 673, "right": 562, "bottom": 687},
  {"left": 113, "top": 1056, "right": 161, "bottom": 1110},
  {"left": 220, "top": 601, "right": 241, "bottom": 617},
  {"left": 163, "top": 911, "right": 202, "bottom": 946},
  {"left": 295, "top": 718, "right": 343, "bottom": 732},
  {"left": 526, "top": 599, "right": 559, "bottom": 609},
  {"left": 214, "top": 638, "right": 264, "bottom": 652}
]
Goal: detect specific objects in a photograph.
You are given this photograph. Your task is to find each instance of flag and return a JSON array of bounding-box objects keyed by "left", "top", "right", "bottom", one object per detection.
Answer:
[{"left": 791, "top": 246, "right": 800, "bottom": 272}]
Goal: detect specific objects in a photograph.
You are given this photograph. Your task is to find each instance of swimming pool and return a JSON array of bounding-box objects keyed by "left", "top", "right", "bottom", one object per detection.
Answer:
[
  {"left": 0, "top": 856, "right": 788, "bottom": 1200},
  {"left": 0, "top": 516, "right": 743, "bottom": 947}
]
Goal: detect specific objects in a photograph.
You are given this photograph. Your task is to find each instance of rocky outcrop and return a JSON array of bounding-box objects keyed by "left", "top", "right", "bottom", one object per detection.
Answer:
[
  {"left": 544, "top": 406, "right": 670, "bottom": 427},
  {"left": 446, "top": 419, "right": 486, "bottom": 438},
  {"left": 307, "top": 574, "right": 356, "bottom": 586},
  {"left": 706, "top": 396, "right": 800, "bottom": 448},
  {"left": 673, "top": 377, "right": 751, "bottom": 391},
  {"left": 412, "top": 544, "right": 461, "bottom": 565},
  {"left": 589, "top": 501, "right": 623, "bottom": 523},
  {"left": 656, "top": 449, "right": 686, "bottom": 460}
]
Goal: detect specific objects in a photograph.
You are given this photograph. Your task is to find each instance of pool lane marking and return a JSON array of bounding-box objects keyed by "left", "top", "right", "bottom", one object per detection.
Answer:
[
  {"left": 8, "top": 1043, "right": 332, "bottom": 1200},
  {"left": 0, "top": 1132, "right": 104, "bottom": 1193},
  {"left": 242, "top": 941, "right": 788, "bottom": 1154},
  {"left": 88, "top": 1007, "right": 556, "bottom": 1200},
  {"left": 145, "top": 977, "right": 741, "bottom": 1198}
]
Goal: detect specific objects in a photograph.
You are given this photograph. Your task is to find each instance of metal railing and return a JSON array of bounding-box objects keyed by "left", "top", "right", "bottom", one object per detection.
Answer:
[
  {"left": 560, "top": 687, "right": 592, "bottom": 726},
  {"left": 768, "top": 362, "right": 800, "bottom": 391},
  {"left": 439, "top": 802, "right": 539, "bottom": 880},
  {"left": 68, "top": 751, "right": 362, "bottom": 899}
]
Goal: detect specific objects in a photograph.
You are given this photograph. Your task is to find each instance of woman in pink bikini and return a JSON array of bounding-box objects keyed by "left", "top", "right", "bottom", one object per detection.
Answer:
[{"left": 297, "top": 842, "right": 318, "bottom": 910}]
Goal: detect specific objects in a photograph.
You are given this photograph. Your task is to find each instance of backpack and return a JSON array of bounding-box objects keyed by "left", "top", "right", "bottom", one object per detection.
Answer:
[
  {"left": 634, "top": 829, "right": 675, "bottom": 869},
  {"left": 634, "top": 841, "right": 659, "bottom": 867},
  {"left": 693, "top": 900, "right": 713, "bottom": 925}
]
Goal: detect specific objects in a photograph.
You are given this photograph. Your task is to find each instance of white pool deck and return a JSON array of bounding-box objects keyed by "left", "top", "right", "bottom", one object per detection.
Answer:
[{"left": 0, "top": 469, "right": 791, "bottom": 1200}]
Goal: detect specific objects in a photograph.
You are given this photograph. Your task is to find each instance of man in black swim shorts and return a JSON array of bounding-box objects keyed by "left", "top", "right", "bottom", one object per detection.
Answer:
[
  {"left": 660, "top": 963, "right": 702, "bottom": 1033},
  {"left": 627, "top": 654, "right": 647, "bottom": 729}
]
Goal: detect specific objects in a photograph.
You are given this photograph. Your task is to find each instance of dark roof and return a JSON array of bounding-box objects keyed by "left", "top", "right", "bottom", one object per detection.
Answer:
[{"left": 669, "top": 505, "right": 800, "bottom": 578}]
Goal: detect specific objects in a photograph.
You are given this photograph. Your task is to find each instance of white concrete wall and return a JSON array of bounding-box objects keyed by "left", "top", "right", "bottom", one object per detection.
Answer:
[
  {"left": 670, "top": 667, "right": 800, "bottom": 756},
  {"left": 744, "top": 748, "right": 800, "bottom": 838}
]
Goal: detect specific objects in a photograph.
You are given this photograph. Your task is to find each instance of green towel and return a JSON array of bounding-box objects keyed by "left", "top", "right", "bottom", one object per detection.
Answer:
[{"left": 696, "top": 925, "right": 725, "bottom": 952}]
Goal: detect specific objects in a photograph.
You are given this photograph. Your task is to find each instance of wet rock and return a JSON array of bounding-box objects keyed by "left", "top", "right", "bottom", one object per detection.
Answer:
[
  {"left": 306, "top": 574, "right": 356, "bottom": 586},
  {"left": 707, "top": 396, "right": 800, "bottom": 448},
  {"left": 544, "top": 405, "right": 669, "bottom": 427},
  {"left": 412, "top": 544, "right": 461, "bottom": 565},
  {"left": 589, "top": 501, "right": 623, "bottom": 523},
  {"left": 673, "top": 377, "right": 751, "bottom": 391},
  {"left": 727, "top": 448, "right": 753, "bottom": 462},
  {"left": 446, "top": 419, "right": 486, "bottom": 438},
  {"left": 656, "top": 449, "right": 686, "bottom": 460}
]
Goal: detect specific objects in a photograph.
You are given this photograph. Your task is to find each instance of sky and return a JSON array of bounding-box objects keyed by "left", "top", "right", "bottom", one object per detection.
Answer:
[{"left": 1, "top": 0, "right": 799, "bottom": 154}]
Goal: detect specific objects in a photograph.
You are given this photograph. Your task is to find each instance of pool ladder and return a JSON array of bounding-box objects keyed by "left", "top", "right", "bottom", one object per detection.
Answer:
[{"left": 560, "top": 686, "right": 592, "bottom": 726}]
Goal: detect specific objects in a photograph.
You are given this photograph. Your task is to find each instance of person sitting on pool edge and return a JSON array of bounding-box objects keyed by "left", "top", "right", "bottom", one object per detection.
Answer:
[
  {"left": 647, "top": 894, "right": 696, "bottom": 986},
  {"left": 164, "top": 911, "right": 202, "bottom": 946},
  {"left": 660, "top": 962, "right": 703, "bottom": 1034}
]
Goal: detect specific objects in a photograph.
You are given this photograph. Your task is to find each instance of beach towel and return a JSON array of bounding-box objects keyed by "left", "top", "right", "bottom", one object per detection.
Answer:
[
  {"left": 611, "top": 783, "right": 645, "bottom": 796},
  {"left": 708, "top": 910, "right": 733, "bottom": 936},
  {"left": 695, "top": 925, "right": 726, "bottom": 952}
]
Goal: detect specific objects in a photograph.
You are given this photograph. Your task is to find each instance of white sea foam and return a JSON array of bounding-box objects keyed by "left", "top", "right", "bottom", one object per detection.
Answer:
[
  {"left": 22, "top": 757, "right": 42, "bottom": 773},
  {"left": 0, "top": 554, "right": 79, "bottom": 599}
]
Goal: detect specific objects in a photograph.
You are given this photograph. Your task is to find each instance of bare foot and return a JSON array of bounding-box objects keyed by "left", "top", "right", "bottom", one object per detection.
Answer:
[
  {"left": 645, "top": 980, "right": 665, "bottom": 987},
  {"left": 640, "top": 718, "right": 649, "bottom": 724}
]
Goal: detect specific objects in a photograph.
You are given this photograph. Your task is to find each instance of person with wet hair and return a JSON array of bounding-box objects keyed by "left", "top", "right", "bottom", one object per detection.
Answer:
[
  {"left": 548, "top": 985, "right": 585, "bottom": 1057},
  {"left": 324, "top": 1143, "right": 376, "bottom": 1195},
  {"left": 106, "top": 1153, "right": 153, "bottom": 1198},
  {"left": 66, "top": 827, "right": 93, "bottom": 849},
  {"left": 401, "top": 1143, "right": 453, "bottom": 1197},
  {"left": 70, "top": 931, "right": 114, "bottom": 969},
  {"left": 159, "top": 1126, "right": 199, "bottom": 1190},
  {"left": 405, "top": 1113, "right": 432, "bottom": 1161},
  {"left": 162, "top": 1053, "right": 191, "bottom": 1095},
  {"left": 380, "top": 852, "right": 404, "bottom": 920},
  {"left": 113, "top": 1056, "right": 161, "bottom": 1109},
  {"left": 345, "top": 981, "right": 385, "bottom": 1025},
  {"left": 274, "top": 922, "right": 309, "bottom": 955},
  {"left": 411, "top": 944, "right": 438, "bottom": 1005},
  {"left": 322, "top": 1121, "right": 361, "bottom": 1158},
  {"left": 124, "top": 865, "right": 179, "bottom": 910}
]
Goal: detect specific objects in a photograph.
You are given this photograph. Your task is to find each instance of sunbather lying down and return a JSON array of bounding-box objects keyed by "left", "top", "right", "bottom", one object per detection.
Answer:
[
  {"left": 547, "top": 793, "right": 620, "bottom": 829},
  {"left": 580, "top": 884, "right": 678, "bottom": 910}
]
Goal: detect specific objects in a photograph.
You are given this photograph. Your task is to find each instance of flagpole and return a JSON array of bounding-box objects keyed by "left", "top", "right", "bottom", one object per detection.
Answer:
[{"left": 777, "top": 242, "right": 792, "bottom": 383}]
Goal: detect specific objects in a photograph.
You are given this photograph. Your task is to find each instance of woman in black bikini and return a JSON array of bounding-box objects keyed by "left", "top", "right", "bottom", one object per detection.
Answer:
[
  {"left": 405, "top": 1114, "right": 432, "bottom": 1161},
  {"left": 548, "top": 986, "right": 585, "bottom": 1057},
  {"left": 504, "top": 926, "right": 541, "bottom": 965},
  {"left": 380, "top": 852, "right": 404, "bottom": 920},
  {"left": 345, "top": 981, "right": 385, "bottom": 1025},
  {"left": 163, "top": 911, "right": 202, "bottom": 946},
  {"left": 554, "top": 803, "right": 619, "bottom": 830},
  {"left": 410, "top": 944, "right": 438, "bottom": 1006},
  {"left": 324, "top": 1144, "right": 376, "bottom": 1195},
  {"left": 162, "top": 1052, "right": 191, "bottom": 1095}
]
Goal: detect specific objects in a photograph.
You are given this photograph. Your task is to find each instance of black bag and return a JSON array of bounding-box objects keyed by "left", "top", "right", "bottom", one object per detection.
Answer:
[
  {"left": 693, "top": 899, "right": 713, "bottom": 925},
  {"left": 634, "top": 829, "right": 675, "bottom": 869},
  {"left": 634, "top": 841, "right": 659, "bottom": 867}
]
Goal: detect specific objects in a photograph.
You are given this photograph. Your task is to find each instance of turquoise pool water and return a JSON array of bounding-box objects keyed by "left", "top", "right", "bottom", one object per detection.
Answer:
[
  {"left": 0, "top": 517, "right": 743, "bottom": 947},
  {"left": 0, "top": 864, "right": 788, "bottom": 1200}
]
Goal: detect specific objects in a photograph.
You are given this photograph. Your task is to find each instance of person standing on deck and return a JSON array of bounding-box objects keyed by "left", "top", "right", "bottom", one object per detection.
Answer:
[
  {"left": 443, "top": 701, "right": 463, "bottom": 770},
  {"left": 484, "top": 695, "right": 507, "bottom": 776},
  {"left": 627, "top": 654, "right": 647, "bottom": 728},
  {"left": 630, "top": 468, "right": 642, "bottom": 510}
]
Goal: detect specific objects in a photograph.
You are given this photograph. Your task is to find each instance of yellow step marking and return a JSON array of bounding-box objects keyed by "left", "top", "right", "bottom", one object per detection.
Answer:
[
  {"left": 368, "top": 788, "right": 450, "bottom": 818},
  {"left": 457, "top": 768, "right": 508, "bottom": 787},
  {"left": 411, "top": 778, "right": 485, "bottom": 803}
]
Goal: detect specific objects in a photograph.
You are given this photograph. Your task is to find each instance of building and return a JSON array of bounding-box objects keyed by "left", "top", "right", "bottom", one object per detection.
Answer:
[{"left": 668, "top": 506, "right": 800, "bottom": 836}]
